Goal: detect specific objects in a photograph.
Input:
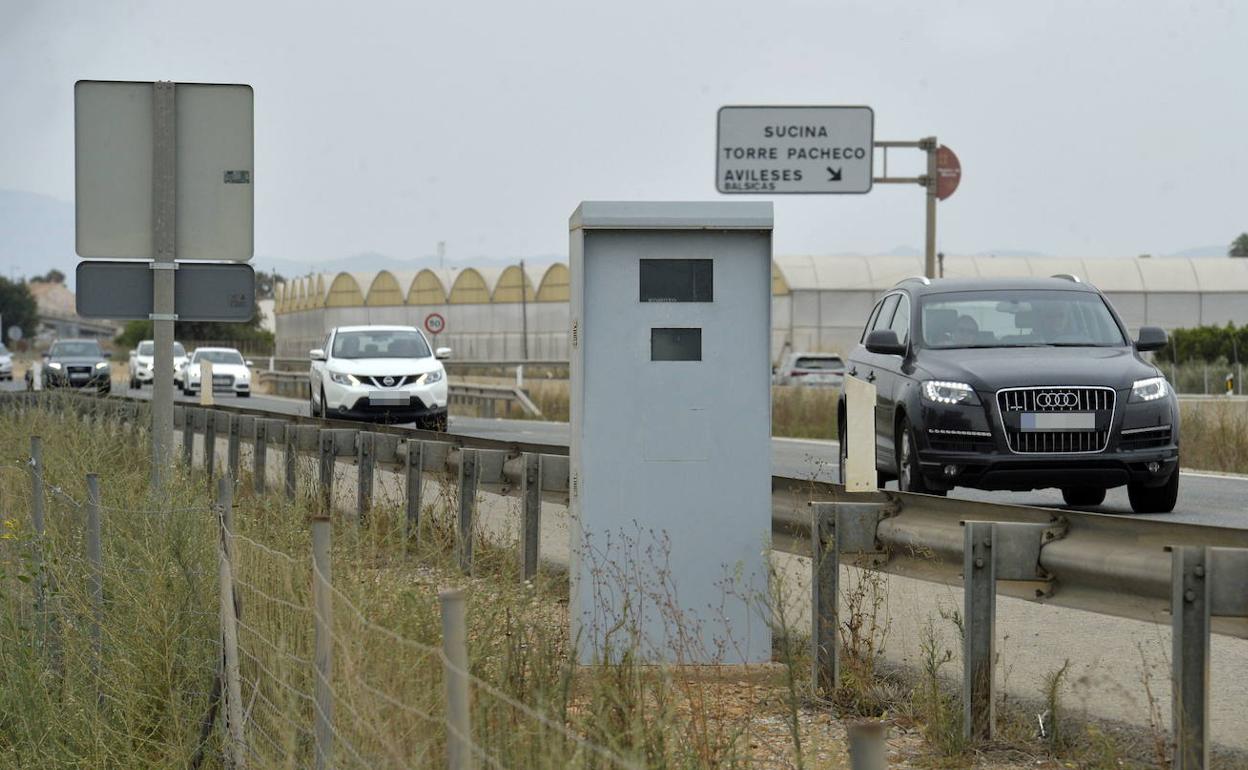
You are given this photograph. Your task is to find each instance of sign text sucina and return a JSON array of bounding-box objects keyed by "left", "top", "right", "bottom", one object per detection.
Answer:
[{"left": 716, "top": 106, "right": 874, "bottom": 194}]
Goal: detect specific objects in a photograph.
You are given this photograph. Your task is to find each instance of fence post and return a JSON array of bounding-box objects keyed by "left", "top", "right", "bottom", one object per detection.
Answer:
[
  {"left": 457, "top": 449, "right": 478, "bottom": 573},
  {"left": 253, "top": 420, "right": 267, "bottom": 494},
  {"left": 440, "top": 589, "right": 472, "bottom": 770},
  {"left": 285, "top": 425, "right": 297, "bottom": 500},
  {"left": 520, "top": 453, "right": 541, "bottom": 581},
  {"left": 29, "top": 436, "right": 46, "bottom": 634},
  {"left": 204, "top": 412, "right": 217, "bottom": 481},
  {"left": 227, "top": 415, "right": 241, "bottom": 483},
  {"left": 356, "top": 431, "right": 373, "bottom": 524},
  {"left": 963, "top": 521, "right": 996, "bottom": 742},
  {"left": 311, "top": 514, "right": 334, "bottom": 770},
  {"left": 811, "top": 504, "right": 838, "bottom": 695},
  {"left": 405, "top": 440, "right": 424, "bottom": 552},
  {"left": 319, "top": 430, "right": 335, "bottom": 514},
  {"left": 182, "top": 408, "right": 195, "bottom": 468},
  {"left": 85, "top": 473, "right": 103, "bottom": 689},
  {"left": 1171, "top": 545, "right": 1209, "bottom": 770},
  {"left": 216, "top": 475, "right": 247, "bottom": 768}
]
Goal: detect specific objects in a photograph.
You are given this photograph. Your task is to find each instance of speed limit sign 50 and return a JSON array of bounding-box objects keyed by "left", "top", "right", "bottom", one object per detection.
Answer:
[{"left": 424, "top": 313, "right": 446, "bottom": 335}]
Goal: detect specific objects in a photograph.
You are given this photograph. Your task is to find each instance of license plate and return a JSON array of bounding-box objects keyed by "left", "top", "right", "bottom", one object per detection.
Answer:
[
  {"left": 369, "top": 391, "right": 408, "bottom": 406},
  {"left": 1021, "top": 412, "right": 1095, "bottom": 431}
]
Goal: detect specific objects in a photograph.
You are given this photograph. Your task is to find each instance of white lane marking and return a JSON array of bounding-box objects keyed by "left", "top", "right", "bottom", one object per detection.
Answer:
[
  {"left": 773, "top": 437, "right": 839, "bottom": 449},
  {"left": 1179, "top": 468, "right": 1248, "bottom": 481}
]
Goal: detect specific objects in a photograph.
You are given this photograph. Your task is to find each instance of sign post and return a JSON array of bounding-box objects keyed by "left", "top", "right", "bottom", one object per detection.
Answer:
[{"left": 75, "top": 79, "right": 253, "bottom": 489}]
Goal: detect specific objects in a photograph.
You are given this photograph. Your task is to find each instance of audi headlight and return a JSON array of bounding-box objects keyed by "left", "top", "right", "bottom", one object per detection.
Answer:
[
  {"left": 46, "top": 362, "right": 62, "bottom": 370},
  {"left": 422, "top": 369, "right": 444, "bottom": 385},
  {"left": 95, "top": 362, "right": 109, "bottom": 370},
  {"left": 922, "top": 380, "right": 976, "bottom": 405},
  {"left": 329, "top": 371, "right": 359, "bottom": 386},
  {"left": 1130, "top": 376, "right": 1169, "bottom": 403}
]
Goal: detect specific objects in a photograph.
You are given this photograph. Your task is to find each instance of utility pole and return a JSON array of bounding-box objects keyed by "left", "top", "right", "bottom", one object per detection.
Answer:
[{"left": 519, "top": 259, "right": 529, "bottom": 360}]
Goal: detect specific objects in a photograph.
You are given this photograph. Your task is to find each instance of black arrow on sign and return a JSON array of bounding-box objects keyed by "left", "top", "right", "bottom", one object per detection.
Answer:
[{"left": 827, "top": 167, "right": 843, "bottom": 182}]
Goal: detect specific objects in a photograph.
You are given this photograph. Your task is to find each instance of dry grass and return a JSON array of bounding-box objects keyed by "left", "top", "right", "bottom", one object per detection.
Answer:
[{"left": 1180, "top": 399, "right": 1248, "bottom": 474}]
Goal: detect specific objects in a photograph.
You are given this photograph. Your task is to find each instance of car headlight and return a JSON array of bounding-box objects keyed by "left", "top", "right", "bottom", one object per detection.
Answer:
[
  {"left": 922, "top": 380, "right": 977, "bottom": 405},
  {"left": 46, "top": 362, "right": 62, "bottom": 370},
  {"left": 329, "top": 371, "right": 359, "bottom": 386},
  {"left": 1130, "top": 376, "right": 1169, "bottom": 403},
  {"left": 95, "top": 362, "right": 109, "bottom": 370},
  {"left": 422, "top": 369, "right": 444, "bottom": 385}
]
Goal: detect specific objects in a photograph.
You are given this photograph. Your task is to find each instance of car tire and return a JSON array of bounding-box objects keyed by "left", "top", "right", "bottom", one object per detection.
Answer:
[
  {"left": 837, "top": 420, "right": 847, "bottom": 485},
  {"left": 318, "top": 388, "right": 328, "bottom": 419},
  {"left": 1127, "top": 467, "right": 1179, "bottom": 514},
  {"left": 896, "top": 417, "right": 945, "bottom": 496},
  {"left": 1062, "top": 486, "right": 1106, "bottom": 507}
]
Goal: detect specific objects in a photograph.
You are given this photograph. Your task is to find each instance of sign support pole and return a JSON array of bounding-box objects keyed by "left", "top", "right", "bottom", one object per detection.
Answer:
[
  {"left": 151, "top": 81, "right": 178, "bottom": 490},
  {"left": 923, "top": 136, "right": 938, "bottom": 280}
]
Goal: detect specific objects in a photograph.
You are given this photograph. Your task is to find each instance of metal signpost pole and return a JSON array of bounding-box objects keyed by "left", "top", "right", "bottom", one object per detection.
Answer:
[
  {"left": 923, "top": 136, "right": 938, "bottom": 280},
  {"left": 151, "top": 81, "right": 178, "bottom": 489}
]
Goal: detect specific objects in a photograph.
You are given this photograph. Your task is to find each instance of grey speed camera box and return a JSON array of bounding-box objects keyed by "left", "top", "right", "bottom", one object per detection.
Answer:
[{"left": 568, "top": 201, "right": 773, "bottom": 665}]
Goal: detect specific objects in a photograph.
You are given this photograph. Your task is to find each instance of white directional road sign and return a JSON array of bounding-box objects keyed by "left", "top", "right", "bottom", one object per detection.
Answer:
[
  {"left": 75, "top": 80, "right": 254, "bottom": 261},
  {"left": 716, "top": 105, "right": 874, "bottom": 194}
]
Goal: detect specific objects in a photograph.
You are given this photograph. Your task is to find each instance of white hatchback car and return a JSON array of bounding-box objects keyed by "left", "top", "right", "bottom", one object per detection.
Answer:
[
  {"left": 309, "top": 325, "right": 449, "bottom": 430},
  {"left": 181, "top": 347, "right": 253, "bottom": 397},
  {"left": 128, "top": 339, "right": 188, "bottom": 388}
]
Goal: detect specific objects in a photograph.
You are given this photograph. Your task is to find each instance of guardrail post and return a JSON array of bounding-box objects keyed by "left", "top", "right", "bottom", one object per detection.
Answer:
[
  {"left": 356, "top": 432, "right": 373, "bottom": 524},
  {"left": 1171, "top": 545, "right": 1209, "bottom": 770},
  {"left": 319, "top": 430, "right": 335, "bottom": 514},
  {"left": 253, "top": 420, "right": 267, "bottom": 494},
  {"left": 29, "top": 436, "right": 46, "bottom": 635},
  {"left": 520, "top": 453, "right": 541, "bottom": 581},
  {"left": 227, "top": 415, "right": 241, "bottom": 483},
  {"left": 457, "top": 449, "right": 478, "bottom": 573},
  {"left": 405, "top": 440, "right": 423, "bottom": 551},
  {"left": 311, "top": 515, "right": 333, "bottom": 770},
  {"left": 811, "top": 503, "right": 838, "bottom": 695},
  {"left": 284, "top": 425, "right": 297, "bottom": 500},
  {"left": 85, "top": 473, "right": 103, "bottom": 692},
  {"left": 963, "top": 521, "right": 996, "bottom": 742},
  {"left": 182, "top": 407, "right": 195, "bottom": 468},
  {"left": 204, "top": 411, "right": 217, "bottom": 481},
  {"left": 216, "top": 475, "right": 247, "bottom": 768},
  {"left": 440, "top": 589, "right": 471, "bottom": 770}
]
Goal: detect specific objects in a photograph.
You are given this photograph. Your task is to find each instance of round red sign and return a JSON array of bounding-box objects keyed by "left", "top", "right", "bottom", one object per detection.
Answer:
[
  {"left": 936, "top": 145, "right": 961, "bottom": 201},
  {"left": 424, "top": 312, "right": 446, "bottom": 335}
]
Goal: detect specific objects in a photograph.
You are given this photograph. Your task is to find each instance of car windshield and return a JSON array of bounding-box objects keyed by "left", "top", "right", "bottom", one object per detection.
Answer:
[
  {"left": 332, "top": 330, "right": 431, "bottom": 359},
  {"left": 919, "top": 290, "right": 1126, "bottom": 349},
  {"left": 794, "top": 356, "right": 844, "bottom": 371},
  {"left": 138, "top": 341, "right": 186, "bottom": 356},
  {"left": 195, "top": 350, "right": 245, "bottom": 365},
  {"left": 50, "top": 341, "right": 102, "bottom": 358}
]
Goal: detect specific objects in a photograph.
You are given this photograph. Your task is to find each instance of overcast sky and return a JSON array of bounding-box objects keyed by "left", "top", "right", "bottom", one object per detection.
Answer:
[{"left": 2, "top": 0, "right": 1244, "bottom": 265}]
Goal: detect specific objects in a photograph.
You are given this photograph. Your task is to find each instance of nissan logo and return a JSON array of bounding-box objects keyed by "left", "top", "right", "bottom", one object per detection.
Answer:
[
  {"left": 1036, "top": 391, "right": 1079, "bottom": 409},
  {"left": 382, "top": 376, "right": 395, "bottom": 387}
]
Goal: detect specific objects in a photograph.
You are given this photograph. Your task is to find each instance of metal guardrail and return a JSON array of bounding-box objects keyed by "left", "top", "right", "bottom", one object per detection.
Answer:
[
  {"left": 256, "top": 369, "right": 543, "bottom": 418},
  {"left": 8, "top": 391, "right": 1247, "bottom": 763}
]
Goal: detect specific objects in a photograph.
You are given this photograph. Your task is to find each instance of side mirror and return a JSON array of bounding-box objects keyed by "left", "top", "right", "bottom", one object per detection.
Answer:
[
  {"left": 1135, "top": 326, "right": 1168, "bottom": 352},
  {"left": 129, "top": 349, "right": 136, "bottom": 357},
  {"left": 102, "top": 351, "right": 112, "bottom": 359},
  {"left": 435, "top": 347, "right": 452, "bottom": 360},
  {"left": 41, "top": 353, "right": 49, "bottom": 360},
  {"left": 310, "top": 348, "right": 326, "bottom": 362},
  {"left": 865, "top": 329, "right": 906, "bottom": 356},
  {"left": 245, "top": 360, "right": 255, "bottom": 368}
]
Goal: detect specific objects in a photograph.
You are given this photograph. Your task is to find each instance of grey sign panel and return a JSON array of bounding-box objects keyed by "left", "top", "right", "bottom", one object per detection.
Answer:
[
  {"left": 75, "top": 80, "right": 254, "bottom": 260},
  {"left": 716, "top": 105, "right": 874, "bottom": 194},
  {"left": 76, "top": 262, "right": 255, "bottom": 321}
]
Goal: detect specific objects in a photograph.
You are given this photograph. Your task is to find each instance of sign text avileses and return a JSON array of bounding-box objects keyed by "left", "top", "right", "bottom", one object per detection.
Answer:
[{"left": 716, "top": 106, "right": 874, "bottom": 194}]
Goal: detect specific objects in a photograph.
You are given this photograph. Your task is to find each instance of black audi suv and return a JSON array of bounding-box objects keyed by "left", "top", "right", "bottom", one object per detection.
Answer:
[
  {"left": 30, "top": 338, "right": 113, "bottom": 395},
  {"left": 837, "top": 275, "right": 1179, "bottom": 513}
]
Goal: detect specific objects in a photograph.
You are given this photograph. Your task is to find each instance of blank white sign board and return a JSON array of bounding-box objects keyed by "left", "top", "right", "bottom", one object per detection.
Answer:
[{"left": 75, "top": 80, "right": 253, "bottom": 261}]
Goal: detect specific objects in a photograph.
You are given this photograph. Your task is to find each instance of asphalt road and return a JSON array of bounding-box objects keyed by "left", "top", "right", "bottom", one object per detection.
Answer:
[{"left": 10, "top": 380, "right": 1245, "bottom": 530}]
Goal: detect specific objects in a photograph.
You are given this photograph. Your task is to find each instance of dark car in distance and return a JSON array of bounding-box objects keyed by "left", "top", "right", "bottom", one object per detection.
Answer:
[
  {"left": 837, "top": 275, "right": 1179, "bottom": 513},
  {"left": 29, "top": 339, "right": 113, "bottom": 395}
]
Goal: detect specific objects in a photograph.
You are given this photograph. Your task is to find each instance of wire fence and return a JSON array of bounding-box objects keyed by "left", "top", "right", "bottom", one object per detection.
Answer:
[{"left": 0, "top": 401, "right": 642, "bottom": 769}]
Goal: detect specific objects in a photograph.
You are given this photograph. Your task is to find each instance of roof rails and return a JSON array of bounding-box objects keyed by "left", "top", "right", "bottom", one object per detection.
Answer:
[
  {"left": 1051, "top": 273, "right": 1081, "bottom": 283},
  {"left": 895, "top": 275, "right": 932, "bottom": 287}
]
